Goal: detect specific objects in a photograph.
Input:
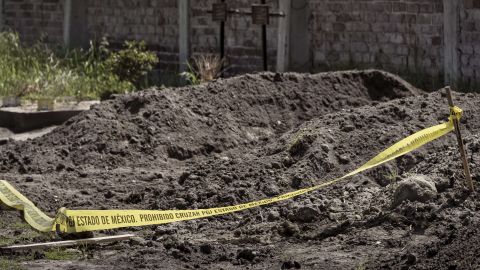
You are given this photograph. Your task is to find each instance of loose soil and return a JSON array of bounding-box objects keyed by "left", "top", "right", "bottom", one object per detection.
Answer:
[{"left": 1, "top": 70, "right": 479, "bottom": 270}]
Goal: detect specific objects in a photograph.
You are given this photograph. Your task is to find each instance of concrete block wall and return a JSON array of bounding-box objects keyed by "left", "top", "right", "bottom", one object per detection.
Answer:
[
  {"left": 84, "top": 0, "right": 179, "bottom": 71},
  {"left": 2, "top": 0, "right": 480, "bottom": 85},
  {"left": 309, "top": 0, "right": 444, "bottom": 76},
  {"left": 2, "top": 0, "right": 64, "bottom": 44},
  {"left": 190, "top": 0, "right": 279, "bottom": 73},
  {"left": 460, "top": 0, "right": 480, "bottom": 84}
]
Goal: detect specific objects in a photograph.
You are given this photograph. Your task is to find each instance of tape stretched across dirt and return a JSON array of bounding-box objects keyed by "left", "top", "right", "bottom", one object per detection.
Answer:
[{"left": 0, "top": 107, "right": 462, "bottom": 233}]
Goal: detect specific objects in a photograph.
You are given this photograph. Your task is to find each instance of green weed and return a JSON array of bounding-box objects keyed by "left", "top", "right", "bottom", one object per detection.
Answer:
[
  {"left": 384, "top": 167, "right": 399, "bottom": 184},
  {"left": 44, "top": 248, "right": 81, "bottom": 261},
  {"left": 0, "top": 32, "right": 161, "bottom": 101},
  {"left": 0, "top": 258, "right": 25, "bottom": 270},
  {"left": 180, "top": 54, "right": 224, "bottom": 85}
]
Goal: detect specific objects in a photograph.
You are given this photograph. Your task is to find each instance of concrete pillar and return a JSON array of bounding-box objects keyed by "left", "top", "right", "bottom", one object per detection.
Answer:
[
  {"left": 179, "top": 0, "right": 190, "bottom": 72},
  {"left": 276, "top": 0, "right": 291, "bottom": 72},
  {"left": 70, "top": 0, "right": 88, "bottom": 48},
  {"left": 289, "top": 0, "right": 310, "bottom": 72},
  {"left": 443, "top": 0, "right": 459, "bottom": 85},
  {"left": 63, "top": 0, "right": 72, "bottom": 47}
]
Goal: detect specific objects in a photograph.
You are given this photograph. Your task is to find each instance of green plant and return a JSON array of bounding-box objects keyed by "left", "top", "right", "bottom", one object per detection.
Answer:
[
  {"left": 180, "top": 64, "right": 200, "bottom": 86},
  {"left": 384, "top": 167, "right": 399, "bottom": 185},
  {"left": 0, "top": 31, "right": 149, "bottom": 101},
  {"left": 44, "top": 248, "right": 81, "bottom": 261},
  {"left": 0, "top": 258, "right": 25, "bottom": 270},
  {"left": 105, "top": 40, "right": 159, "bottom": 89},
  {"left": 0, "top": 218, "right": 53, "bottom": 248},
  {"left": 355, "top": 262, "right": 367, "bottom": 270}
]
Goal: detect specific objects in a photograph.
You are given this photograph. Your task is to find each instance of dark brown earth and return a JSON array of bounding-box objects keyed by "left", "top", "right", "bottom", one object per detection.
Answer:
[{"left": 1, "top": 70, "right": 480, "bottom": 270}]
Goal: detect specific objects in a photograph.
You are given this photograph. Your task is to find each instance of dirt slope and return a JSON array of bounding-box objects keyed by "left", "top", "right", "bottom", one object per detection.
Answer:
[{"left": 1, "top": 70, "right": 479, "bottom": 270}]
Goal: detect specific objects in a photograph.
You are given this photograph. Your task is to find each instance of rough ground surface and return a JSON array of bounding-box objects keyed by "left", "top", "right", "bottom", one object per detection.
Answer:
[{"left": 1, "top": 69, "right": 479, "bottom": 270}]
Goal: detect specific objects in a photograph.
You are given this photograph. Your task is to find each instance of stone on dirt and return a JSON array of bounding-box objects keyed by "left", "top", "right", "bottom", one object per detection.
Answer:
[{"left": 393, "top": 174, "right": 437, "bottom": 207}]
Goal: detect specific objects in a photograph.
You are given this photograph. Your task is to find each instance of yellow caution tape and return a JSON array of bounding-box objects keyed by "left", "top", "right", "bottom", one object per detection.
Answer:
[
  {"left": 0, "top": 180, "right": 54, "bottom": 232},
  {"left": 0, "top": 106, "right": 464, "bottom": 233}
]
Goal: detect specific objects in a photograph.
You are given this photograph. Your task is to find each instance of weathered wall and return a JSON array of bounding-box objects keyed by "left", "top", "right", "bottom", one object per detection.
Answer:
[
  {"left": 81, "top": 0, "right": 280, "bottom": 72},
  {"left": 84, "top": 0, "right": 179, "bottom": 70},
  {"left": 309, "top": 0, "right": 444, "bottom": 76},
  {"left": 2, "top": 0, "right": 64, "bottom": 44},
  {"left": 460, "top": 0, "right": 480, "bottom": 85},
  {"left": 2, "top": 0, "right": 480, "bottom": 85},
  {"left": 190, "top": 0, "right": 279, "bottom": 73}
]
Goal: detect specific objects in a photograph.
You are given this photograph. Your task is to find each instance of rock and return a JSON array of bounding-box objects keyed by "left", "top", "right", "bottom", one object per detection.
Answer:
[
  {"left": 33, "top": 251, "right": 45, "bottom": 260},
  {"left": 341, "top": 124, "right": 355, "bottom": 132},
  {"left": 237, "top": 248, "right": 256, "bottom": 261},
  {"left": 433, "top": 176, "right": 451, "bottom": 193},
  {"left": 294, "top": 206, "right": 319, "bottom": 222},
  {"left": 221, "top": 174, "right": 233, "bottom": 184},
  {"left": 130, "top": 236, "right": 147, "bottom": 246},
  {"left": 393, "top": 175, "right": 437, "bottom": 207},
  {"left": 178, "top": 172, "right": 190, "bottom": 185},
  {"left": 337, "top": 155, "right": 350, "bottom": 164},
  {"left": 56, "top": 163, "right": 65, "bottom": 171},
  {"left": 263, "top": 184, "right": 280, "bottom": 196},
  {"left": 328, "top": 198, "right": 344, "bottom": 212},
  {"left": 65, "top": 248, "right": 82, "bottom": 256},
  {"left": 200, "top": 244, "right": 213, "bottom": 254},
  {"left": 282, "top": 156, "right": 294, "bottom": 167},
  {"left": 291, "top": 176, "right": 302, "bottom": 188},
  {"left": 281, "top": 261, "right": 301, "bottom": 269},
  {"left": 104, "top": 190, "right": 115, "bottom": 199},
  {"left": 320, "top": 143, "right": 330, "bottom": 152},
  {"left": 271, "top": 161, "right": 282, "bottom": 169},
  {"left": 125, "top": 193, "right": 144, "bottom": 204},
  {"left": 155, "top": 225, "right": 177, "bottom": 236},
  {"left": 278, "top": 221, "right": 300, "bottom": 237},
  {"left": 403, "top": 252, "right": 417, "bottom": 265},
  {"left": 267, "top": 210, "right": 281, "bottom": 221}
]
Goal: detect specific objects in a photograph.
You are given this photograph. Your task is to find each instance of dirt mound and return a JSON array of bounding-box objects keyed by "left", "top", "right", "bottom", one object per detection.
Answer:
[
  {"left": 3, "top": 70, "right": 480, "bottom": 270},
  {"left": 0, "top": 69, "right": 418, "bottom": 175}
]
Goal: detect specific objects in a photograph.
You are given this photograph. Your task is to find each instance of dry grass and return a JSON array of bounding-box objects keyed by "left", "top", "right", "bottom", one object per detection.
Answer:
[
  {"left": 192, "top": 54, "right": 224, "bottom": 82},
  {"left": 182, "top": 54, "right": 224, "bottom": 85}
]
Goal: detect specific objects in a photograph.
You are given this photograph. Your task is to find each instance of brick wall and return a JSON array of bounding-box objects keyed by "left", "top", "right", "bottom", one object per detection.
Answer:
[
  {"left": 190, "top": 0, "right": 279, "bottom": 73},
  {"left": 460, "top": 0, "right": 480, "bottom": 85},
  {"left": 3, "top": 0, "right": 480, "bottom": 85},
  {"left": 82, "top": 0, "right": 280, "bottom": 73},
  {"left": 309, "top": 0, "right": 444, "bottom": 76},
  {"left": 2, "top": 0, "right": 64, "bottom": 44},
  {"left": 84, "top": 0, "right": 179, "bottom": 71}
]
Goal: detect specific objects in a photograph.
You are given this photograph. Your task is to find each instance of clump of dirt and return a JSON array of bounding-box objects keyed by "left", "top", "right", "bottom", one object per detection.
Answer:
[{"left": 1, "top": 70, "right": 479, "bottom": 270}]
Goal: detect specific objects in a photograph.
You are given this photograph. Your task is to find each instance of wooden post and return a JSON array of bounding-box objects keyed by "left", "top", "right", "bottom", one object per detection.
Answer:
[
  {"left": 446, "top": 87, "right": 474, "bottom": 191},
  {"left": 63, "top": 0, "right": 72, "bottom": 47},
  {"left": 276, "top": 0, "right": 291, "bottom": 72},
  {"left": 178, "top": 0, "right": 190, "bottom": 72}
]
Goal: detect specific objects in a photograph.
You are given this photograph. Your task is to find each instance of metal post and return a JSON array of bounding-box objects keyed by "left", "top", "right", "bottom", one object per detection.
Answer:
[
  {"left": 261, "top": 0, "right": 267, "bottom": 71},
  {"left": 220, "top": 0, "right": 225, "bottom": 60},
  {"left": 446, "top": 86, "right": 474, "bottom": 192}
]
